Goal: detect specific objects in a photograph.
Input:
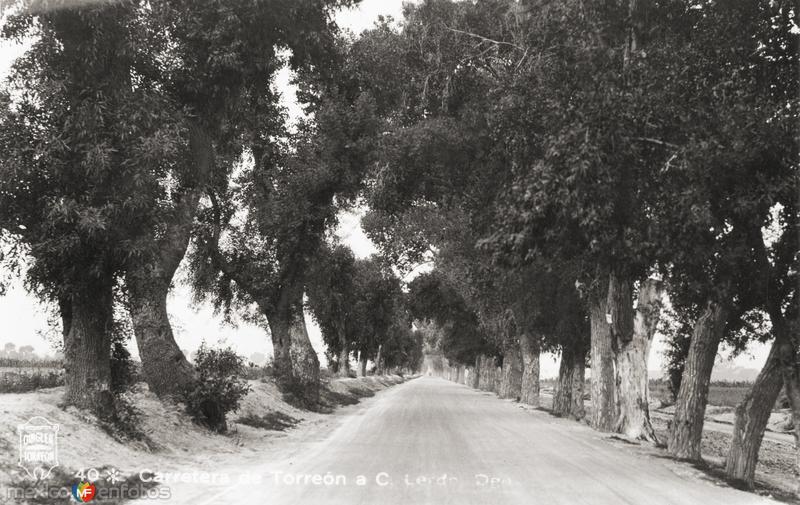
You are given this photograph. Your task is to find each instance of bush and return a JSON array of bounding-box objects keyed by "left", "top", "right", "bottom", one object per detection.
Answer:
[{"left": 181, "top": 343, "right": 251, "bottom": 433}]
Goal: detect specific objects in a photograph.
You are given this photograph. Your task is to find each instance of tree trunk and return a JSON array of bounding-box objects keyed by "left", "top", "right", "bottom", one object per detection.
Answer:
[
  {"left": 126, "top": 121, "right": 213, "bottom": 399},
  {"left": 519, "top": 334, "right": 540, "bottom": 406},
  {"left": 615, "top": 277, "right": 663, "bottom": 442},
  {"left": 554, "top": 347, "right": 574, "bottom": 416},
  {"left": 357, "top": 352, "right": 367, "bottom": 377},
  {"left": 63, "top": 280, "right": 115, "bottom": 418},
  {"left": 784, "top": 364, "right": 800, "bottom": 497},
  {"left": 570, "top": 341, "right": 587, "bottom": 420},
  {"left": 58, "top": 295, "right": 72, "bottom": 340},
  {"left": 337, "top": 342, "right": 350, "bottom": 378},
  {"left": 266, "top": 312, "right": 293, "bottom": 383},
  {"left": 287, "top": 310, "right": 320, "bottom": 401},
  {"left": 668, "top": 299, "right": 728, "bottom": 460},
  {"left": 773, "top": 313, "right": 799, "bottom": 496},
  {"left": 127, "top": 270, "right": 196, "bottom": 398},
  {"left": 267, "top": 292, "right": 319, "bottom": 403},
  {"left": 476, "top": 355, "right": 485, "bottom": 389},
  {"left": 479, "top": 355, "right": 497, "bottom": 391},
  {"left": 375, "top": 344, "right": 383, "bottom": 375},
  {"left": 499, "top": 343, "right": 523, "bottom": 399},
  {"left": 725, "top": 334, "right": 785, "bottom": 486},
  {"left": 590, "top": 291, "right": 618, "bottom": 431},
  {"left": 482, "top": 357, "right": 495, "bottom": 391}
]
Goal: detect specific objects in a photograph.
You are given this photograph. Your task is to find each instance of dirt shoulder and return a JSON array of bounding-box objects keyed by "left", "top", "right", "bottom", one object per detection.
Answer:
[
  {"left": 536, "top": 389, "right": 798, "bottom": 502},
  {"left": 0, "top": 374, "right": 413, "bottom": 504}
]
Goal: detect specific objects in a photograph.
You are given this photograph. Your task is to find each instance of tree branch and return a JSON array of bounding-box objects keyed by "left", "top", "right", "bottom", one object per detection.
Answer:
[{"left": 443, "top": 25, "right": 526, "bottom": 52}]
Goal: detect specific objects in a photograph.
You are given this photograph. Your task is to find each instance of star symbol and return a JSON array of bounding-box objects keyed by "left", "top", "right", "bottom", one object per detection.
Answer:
[{"left": 105, "top": 468, "right": 124, "bottom": 484}]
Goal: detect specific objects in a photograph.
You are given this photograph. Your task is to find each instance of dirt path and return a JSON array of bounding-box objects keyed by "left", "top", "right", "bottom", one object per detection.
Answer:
[{"left": 133, "top": 377, "right": 776, "bottom": 505}]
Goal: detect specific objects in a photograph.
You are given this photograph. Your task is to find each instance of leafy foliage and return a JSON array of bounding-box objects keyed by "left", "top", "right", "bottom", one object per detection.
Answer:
[
  {"left": 306, "top": 245, "right": 358, "bottom": 366},
  {"left": 308, "top": 245, "right": 418, "bottom": 371},
  {"left": 407, "top": 271, "right": 492, "bottom": 365},
  {"left": 353, "top": 0, "right": 796, "bottom": 371},
  {"left": 181, "top": 343, "right": 251, "bottom": 433}
]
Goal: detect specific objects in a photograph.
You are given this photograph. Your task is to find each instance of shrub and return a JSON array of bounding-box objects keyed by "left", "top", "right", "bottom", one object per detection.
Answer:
[{"left": 181, "top": 343, "right": 251, "bottom": 433}]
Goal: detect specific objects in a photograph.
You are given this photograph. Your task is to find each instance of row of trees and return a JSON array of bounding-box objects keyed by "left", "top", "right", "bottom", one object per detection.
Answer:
[
  {"left": 0, "top": 343, "right": 43, "bottom": 361},
  {"left": 339, "top": 0, "right": 796, "bottom": 490},
  {"left": 0, "top": 0, "right": 421, "bottom": 430},
  {"left": 307, "top": 245, "right": 422, "bottom": 377},
  {"left": 0, "top": 0, "right": 795, "bottom": 491}
]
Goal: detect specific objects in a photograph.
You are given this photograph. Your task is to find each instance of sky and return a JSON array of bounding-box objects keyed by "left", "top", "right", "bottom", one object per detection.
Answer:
[{"left": 0, "top": 0, "right": 770, "bottom": 378}]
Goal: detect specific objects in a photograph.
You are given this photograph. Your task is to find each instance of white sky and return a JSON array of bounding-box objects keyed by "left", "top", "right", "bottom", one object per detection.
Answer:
[{"left": 0, "top": 0, "right": 769, "bottom": 377}]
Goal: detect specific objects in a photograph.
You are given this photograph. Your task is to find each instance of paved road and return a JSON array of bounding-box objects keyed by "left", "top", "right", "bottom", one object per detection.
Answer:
[{"left": 160, "top": 377, "right": 773, "bottom": 505}]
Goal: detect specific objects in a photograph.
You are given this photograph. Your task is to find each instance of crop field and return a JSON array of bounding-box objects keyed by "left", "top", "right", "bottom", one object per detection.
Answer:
[
  {"left": 649, "top": 381, "right": 756, "bottom": 409},
  {"left": 0, "top": 360, "right": 63, "bottom": 393}
]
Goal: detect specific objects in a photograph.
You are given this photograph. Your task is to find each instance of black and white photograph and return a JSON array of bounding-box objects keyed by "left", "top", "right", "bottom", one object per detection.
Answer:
[{"left": 0, "top": 0, "right": 797, "bottom": 503}]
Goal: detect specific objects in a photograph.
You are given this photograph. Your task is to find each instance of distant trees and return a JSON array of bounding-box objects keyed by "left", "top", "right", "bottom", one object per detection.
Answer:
[
  {"left": 307, "top": 246, "right": 417, "bottom": 377},
  {"left": 1, "top": 343, "right": 17, "bottom": 360}
]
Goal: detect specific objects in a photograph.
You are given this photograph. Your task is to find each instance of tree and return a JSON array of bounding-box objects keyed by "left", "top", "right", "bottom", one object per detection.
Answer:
[
  {"left": 2, "top": 343, "right": 16, "bottom": 359},
  {"left": 407, "top": 271, "right": 493, "bottom": 367},
  {"left": 308, "top": 246, "right": 415, "bottom": 377},
  {"left": 123, "top": 0, "right": 360, "bottom": 399},
  {"left": 17, "top": 345, "right": 35, "bottom": 360},
  {"left": 0, "top": 2, "right": 181, "bottom": 415},
  {"left": 348, "top": 257, "right": 404, "bottom": 376},
  {"left": 638, "top": 0, "right": 799, "bottom": 463},
  {"left": 348, "top": 1, "right": 598, "bottom": 411},
  {"left": 307, "top": 245, "right": 359, "bottom": 376},
  {"left": 190, "top": 75, "right": 380, "bottom": 401},
  {"left": 479, "top": 0, "right": 675, "bottom": 440},
  {"left": 381, "top": 317, "right": 424, "bottom": 374}
]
